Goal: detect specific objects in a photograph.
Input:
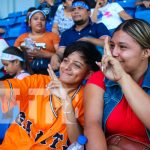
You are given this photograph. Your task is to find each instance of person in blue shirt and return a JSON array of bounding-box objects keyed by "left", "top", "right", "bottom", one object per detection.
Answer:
[{"left": 51, "top": 0, "right": 110, "bottom": 71}]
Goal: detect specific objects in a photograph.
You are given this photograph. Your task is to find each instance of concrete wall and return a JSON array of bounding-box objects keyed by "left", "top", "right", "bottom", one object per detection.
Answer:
[{"left": 0, "top": 0, "right": 39, "bottom": 19}]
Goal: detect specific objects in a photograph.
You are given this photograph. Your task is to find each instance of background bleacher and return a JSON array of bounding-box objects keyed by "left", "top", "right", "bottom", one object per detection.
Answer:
[
  {"left": 116, "top": 0, "right": 150, "bottom": 22},
  {"left": 0, "top": 0, "right": 149, "bottom": 47},
  {"left": 0, "top": 11, "right": 27, "bottom": 46}
]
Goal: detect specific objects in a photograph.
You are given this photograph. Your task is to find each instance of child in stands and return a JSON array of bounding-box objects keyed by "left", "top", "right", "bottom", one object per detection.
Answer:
[
  {"left": 0, "top": 46, "right": 30, "bottom": 144},
  {"left": 1, "top": 46, "right": 30, "bottom": 79}
]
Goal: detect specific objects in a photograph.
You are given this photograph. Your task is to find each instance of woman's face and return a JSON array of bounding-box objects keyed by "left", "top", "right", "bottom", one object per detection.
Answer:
[
  {"left": 29, "top": 12, "right": 46, "bottom": 32},
  {"left": 59, "top": 51, "right": 90, "bottom": 87},
  {"left": 110, "top": 30, "right": 148, "bottom": 74},
  {"left": 2, "top": 60, "right": 18, "bottom": 76}
]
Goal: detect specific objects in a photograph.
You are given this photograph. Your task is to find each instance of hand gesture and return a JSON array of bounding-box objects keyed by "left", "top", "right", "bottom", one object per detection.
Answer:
[
  {"left": 46, "top": 64, "right": 68, "bottom": 101},
  {"left": 97, "top": 36, "right": 127, "bottom": 82},
  {"left": 95, "top": 0, "right": 104, "bottom": 8}
]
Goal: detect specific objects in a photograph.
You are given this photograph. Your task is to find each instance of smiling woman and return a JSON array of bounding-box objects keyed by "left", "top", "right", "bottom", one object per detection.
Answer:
[
  {"left": 84, "top": 19, "right": 150, "bottom": 150},
  {"left": 14, "top": 9, "right": 60, "bottom": 74},
  {"left": 0, "top": 41, "right": 101, "bottom": 149}
]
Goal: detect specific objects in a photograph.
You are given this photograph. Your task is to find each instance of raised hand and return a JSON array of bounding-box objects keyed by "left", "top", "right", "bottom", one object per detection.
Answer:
[
  {"left": 98, "top": 36, "right": 126, "bottom": 82},
  {"left": 104, "top": 36, "right": 112, "bottom": 56},
  {"left": 47, "top": 64, "right": 68, "bottom": 100},
  {"left": 95, "top": 0, "right": 104, "bottom": 8}
]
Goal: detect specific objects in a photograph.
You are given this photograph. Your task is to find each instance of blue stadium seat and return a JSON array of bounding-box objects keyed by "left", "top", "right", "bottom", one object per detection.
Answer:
[
  {"left": 22, "top": 10, "right": 28, "bottom": 16},
  {"left": 0, "top": 19, "right": 9, "bottom": 38},
  {"left": 7, "top": 18, "right": 16, "bottom": 26},
  {"left": 0, "top": 18, "right": 16, "bottom": 28},
  {"left": 117, "top": 0, "right": 136, "bottom": 17},
  {"left": 16, "top": 15, "right": 26, "bottom": 24},
  {"left": 8, "top": 26, "right": 22, "bottom": 38},
  {"left": 135, "top": 10, "right": 150, "bottom": 23},
  {"left": 8, "top": 11, "right": 22, "bottom": 18}
]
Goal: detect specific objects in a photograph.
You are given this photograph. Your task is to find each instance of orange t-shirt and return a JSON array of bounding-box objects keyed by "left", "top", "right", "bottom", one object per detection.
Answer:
[
  {"left": 14, "top": 32, "right": 60, "bottom": 53},
  {"left": 0, "top": 75, "right": 84, "bottom": 150}
]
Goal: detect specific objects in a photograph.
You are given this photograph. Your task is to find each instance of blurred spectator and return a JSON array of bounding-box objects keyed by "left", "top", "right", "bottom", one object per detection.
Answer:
[
  {"left": 136, "top": 0, "right": 150, "bottom": 8},
  {"left": 1, "top": 46, "right": 30, "bottom": 79},
  {"left": 38, "top": 0, "right": 59, "bottom": 22},
  {"left": 50, "top": 0, "right": 110, "bottom": 71},
  {"left": 0, "top": 46, "right": 30, "bottom": 144},
  {"left": 52, "top": 0, "right": 74, "bottom": 36},
  {"left": 91, "top": 0, "right": 132, "bottom": 34},
  {"left": 14, "top": 10, "right": 60, "bottom": 74}
]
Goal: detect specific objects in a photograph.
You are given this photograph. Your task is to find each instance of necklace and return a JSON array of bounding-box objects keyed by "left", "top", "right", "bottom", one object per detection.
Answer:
[{"left": 50, "top": 85, "right": 82, "bottom": 118}]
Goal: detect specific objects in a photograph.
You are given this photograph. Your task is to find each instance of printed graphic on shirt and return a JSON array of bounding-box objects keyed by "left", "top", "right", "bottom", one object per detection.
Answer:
[
  {"left": 49, "top": 133, "right": 64, "bottom": 148},
  {"left": 15, "top": 112, "right": 32, "bottom": 136}
]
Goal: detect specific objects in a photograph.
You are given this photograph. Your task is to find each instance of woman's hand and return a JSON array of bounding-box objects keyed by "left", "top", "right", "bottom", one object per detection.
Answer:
[
  {"left": 95, "top": 0, "right": 105, "bottom": 9},
  {"left": 46, "top": 64, "right": 68, "bottom": 101},
  {"left": 95, "top": 0, "right": 101, "bottom": 9},
  {"left": 26, "top": 47, "right": 42, "bottom": 58},
  {"left": 97, "top": 37, "right": 127, "bottom": 82}
]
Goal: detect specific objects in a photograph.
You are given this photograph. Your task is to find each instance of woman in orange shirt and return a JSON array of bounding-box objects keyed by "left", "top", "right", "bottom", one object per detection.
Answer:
[
  {"left": 14, "top": 9, "right": 60, "bottom": 74},
  {"left": 0, "top": 41, "right": 101, "bottom": 149}
]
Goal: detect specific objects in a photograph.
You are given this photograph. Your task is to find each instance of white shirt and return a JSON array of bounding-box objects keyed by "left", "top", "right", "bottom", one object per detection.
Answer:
[
  {"left": 14, "top": 70, "right": 30, "bottom": 80},
  {"left": 91, "top": 2, "right": 124, "bottom": 30}
]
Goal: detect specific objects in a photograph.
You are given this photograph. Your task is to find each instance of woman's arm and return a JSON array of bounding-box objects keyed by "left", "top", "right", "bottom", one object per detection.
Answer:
[
  {"left": 79, "top": 36, "right": 110, "bottom": 47},
  {"left": 91, "top": 1, "right": 101, "bottom": 23},
  {"left": 47, "top": 64, "right": 83, "bottom": 143},
  {"left": 119, "top": 10, "right": 132, "bottom": 20},
  {"left": 26, "top": 48, "right": 55, "bottom": 59},
  {"left": 118, "top": 73, "right": 150, "bottom": 129},
  {"left": 84, "top": 84, "right": 107, "bottom": 150},
  {"left": 63, "top": 95, "right": 83, "bottom": 143},
  {"left": 52, "top": 23, "right": 59, "bottom": 35}
]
